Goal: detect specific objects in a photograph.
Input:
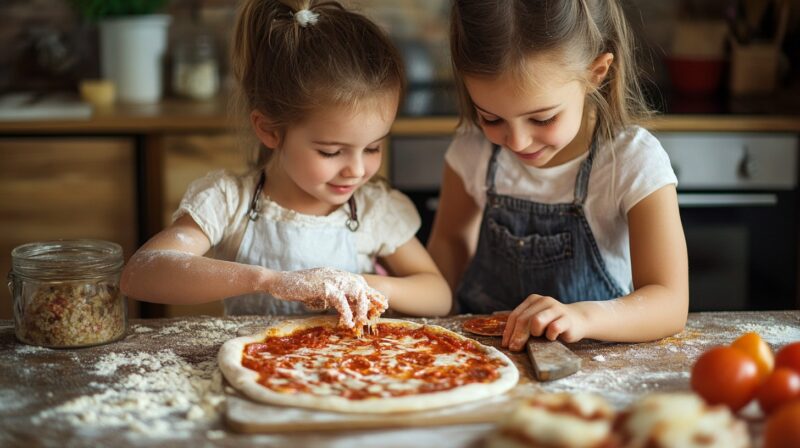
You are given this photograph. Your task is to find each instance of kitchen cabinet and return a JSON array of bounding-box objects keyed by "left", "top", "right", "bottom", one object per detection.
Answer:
[
  {"left": 0, "top": 137, "right": 138, "bottom": 319},
  {"left": 161, "top": 133, "right": 246, "bottom": 228}
]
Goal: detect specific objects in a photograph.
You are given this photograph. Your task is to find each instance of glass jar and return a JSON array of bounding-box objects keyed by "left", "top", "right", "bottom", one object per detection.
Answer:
[
  {"left": 172, "top": 31, "right": 220, "bottom": 100},
  {"left": 8, "top": 239, "right": 127, "bottom": 348}
]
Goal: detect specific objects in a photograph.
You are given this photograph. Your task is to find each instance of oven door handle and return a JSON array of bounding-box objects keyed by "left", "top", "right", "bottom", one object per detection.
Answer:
[{"left": 677, "top": 193, "right": 778, "bottom": 207}]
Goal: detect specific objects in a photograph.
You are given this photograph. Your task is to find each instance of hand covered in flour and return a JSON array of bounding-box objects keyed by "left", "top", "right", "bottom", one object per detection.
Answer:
[
  {"left": 268, "top": 267, "right": 388, "bottom": 329},
  {"left": 502, "top": 294, "right": 589, "bottom": 351}
]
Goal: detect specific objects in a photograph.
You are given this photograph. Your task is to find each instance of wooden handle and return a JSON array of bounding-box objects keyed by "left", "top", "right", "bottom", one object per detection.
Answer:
[{"left": 526, "top": 339, "right": 581, "bottom": 381}]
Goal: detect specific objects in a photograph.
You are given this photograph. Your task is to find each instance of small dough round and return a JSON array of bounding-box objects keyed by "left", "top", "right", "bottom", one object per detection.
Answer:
[
  {"left": 486, "top": 393, "right": 616, "bottom": 448},
  {"left": 614, "top": 393, "right": 749, "bottom": 448}
]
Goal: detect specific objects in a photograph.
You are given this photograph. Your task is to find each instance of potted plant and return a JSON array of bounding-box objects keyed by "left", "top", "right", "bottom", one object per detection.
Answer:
[{"left": 70, "top": 0, "right": 171, "bottom": 103}]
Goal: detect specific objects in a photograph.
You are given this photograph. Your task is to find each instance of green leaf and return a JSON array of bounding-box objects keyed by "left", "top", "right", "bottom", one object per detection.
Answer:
[{"left": 68, "top": 0, "right": 169, "bottom": 21}]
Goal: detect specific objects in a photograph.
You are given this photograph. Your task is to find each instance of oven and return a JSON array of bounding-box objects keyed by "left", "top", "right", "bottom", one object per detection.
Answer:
[
  {"left": 390, "top": 132, "right": 800, "bottom": 312},
  {"left": 656, "top": 133, "right": 798, "bottom": 311}
]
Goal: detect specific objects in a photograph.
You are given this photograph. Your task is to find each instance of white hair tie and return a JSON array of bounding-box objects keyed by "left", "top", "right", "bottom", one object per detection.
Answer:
[{"left": 293, "top": 9, "right": 319, "bottom": 27}]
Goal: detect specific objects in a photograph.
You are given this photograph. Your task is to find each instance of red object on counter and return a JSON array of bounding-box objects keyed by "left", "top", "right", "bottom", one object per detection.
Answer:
[{"left": 665, "top": 56, "right": 725, "bottom": 95}]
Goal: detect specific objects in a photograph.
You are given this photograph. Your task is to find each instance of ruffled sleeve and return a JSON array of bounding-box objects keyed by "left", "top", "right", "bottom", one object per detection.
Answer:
[
  {"left": 357, "top": 181, "right": 421, "bottom": 258},
  {"left": 172, "top": 170, "right": 245, "bottom": 246}
]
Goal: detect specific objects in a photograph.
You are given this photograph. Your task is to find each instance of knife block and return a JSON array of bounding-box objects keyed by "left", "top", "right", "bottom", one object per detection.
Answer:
[{"left": 729, "top": 41, "right": 780, "bottom": 95}]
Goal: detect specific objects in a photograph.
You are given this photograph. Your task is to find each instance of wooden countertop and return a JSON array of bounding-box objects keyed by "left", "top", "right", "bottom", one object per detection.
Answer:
[
  {"left": 0, "top": 97, "right": 798, "bottom": 134},
  {"left": 2, "top": 311, "right": 798, "bottom": 447}
]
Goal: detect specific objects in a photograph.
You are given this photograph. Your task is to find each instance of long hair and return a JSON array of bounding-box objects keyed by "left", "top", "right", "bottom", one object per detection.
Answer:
[
  {"left": 231, "top": 0, "right": 406, "bottom": 168},
  {"left": 450, "top": 0, "right": 652, "bottom": 145}
]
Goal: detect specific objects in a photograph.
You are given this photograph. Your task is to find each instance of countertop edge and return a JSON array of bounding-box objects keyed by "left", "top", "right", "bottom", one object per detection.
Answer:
[{"left": 0, "top": 115, "right": 798, "bottom": 135}]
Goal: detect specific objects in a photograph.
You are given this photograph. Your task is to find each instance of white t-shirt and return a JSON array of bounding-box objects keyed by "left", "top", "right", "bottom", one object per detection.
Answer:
[
  {"left": 173, "top": 170, "right": 421, "bottom": 273},
  {"left": 445, "top": 125, "right": 678, "bottom": 293}
]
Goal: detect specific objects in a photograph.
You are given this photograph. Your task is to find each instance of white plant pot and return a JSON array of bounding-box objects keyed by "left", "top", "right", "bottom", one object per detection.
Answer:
[{"left": 99, "top": 15, "right": 171, "bottom": 104}]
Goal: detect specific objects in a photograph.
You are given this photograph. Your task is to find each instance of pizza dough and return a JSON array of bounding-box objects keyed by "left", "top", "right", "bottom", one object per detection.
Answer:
[
  {"left": 486, "top": 393, "right": 616, "bottom": 448},
  {"left": 487, "top": 392, "right": 749, "bottom": 448},
  {"left": 462, "top": 313, "right": 510, "bottom": 336},
  {"left": 615, "top": 393, "right": 749, "bottom": 448},
  {"left": 218, "top": 316, "right": 519, "bottom": 413}
]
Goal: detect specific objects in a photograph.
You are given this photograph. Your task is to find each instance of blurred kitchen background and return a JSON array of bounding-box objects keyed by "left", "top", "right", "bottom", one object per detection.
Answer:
[{"left": 1, "top": 0, "right": 799, "bottom": 319}]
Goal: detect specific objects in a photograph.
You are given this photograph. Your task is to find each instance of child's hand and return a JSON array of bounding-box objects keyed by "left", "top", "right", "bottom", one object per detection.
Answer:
[
  {"left": 269, "top": 267, "right": 388, "bottom": 329},
  {"left": 501, "top": 294, "right": 588, "bottom": 351}
]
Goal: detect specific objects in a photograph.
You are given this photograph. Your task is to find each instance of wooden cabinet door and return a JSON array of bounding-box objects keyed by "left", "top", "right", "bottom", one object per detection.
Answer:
[
  {"left": 162, "top": 133, "right": 248, "bottom": 228},
  {"left": 0, "top": 138, "right": 138, "bottom": 319},
  {"left": 161, "top": 133, "right": 246, "bottom": 317}
]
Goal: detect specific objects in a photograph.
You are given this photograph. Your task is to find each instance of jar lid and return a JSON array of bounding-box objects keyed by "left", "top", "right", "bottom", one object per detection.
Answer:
[{"left": 11, "top": 239, "right": 123, "bottom": 281}]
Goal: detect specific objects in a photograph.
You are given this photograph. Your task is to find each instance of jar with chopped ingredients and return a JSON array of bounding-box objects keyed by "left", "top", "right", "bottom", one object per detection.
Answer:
[{"left": 9, "top": 240, "right": 127, "bottom": 348}]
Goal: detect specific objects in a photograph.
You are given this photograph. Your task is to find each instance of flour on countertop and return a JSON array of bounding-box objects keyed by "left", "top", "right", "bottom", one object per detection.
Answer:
[
  {"left": 26, "top": 318, "right": 251, "bottom": 440},
  {"left": 154, "top": 319, "right": 243, "bottom": 344},
  {"left": 735, "top": 323, "right": 800, "bottom": 346},
  {"left": 693, "top": 313, "right": 800, "bottom": 346},
  {"left": 543, "top": 367, "right": 691, "bottom": 409},
  {"left": 15, "top": 344, "right": 53, "bottom": 354},
  {"left": 33, "top": 349, "right": 224, "bottom": 439},
  {"left": 34, "top": 350, "right": 223, "bottom": 437},
  {"left": 592, "top": 355, "right": 606, "bottom": 362}
]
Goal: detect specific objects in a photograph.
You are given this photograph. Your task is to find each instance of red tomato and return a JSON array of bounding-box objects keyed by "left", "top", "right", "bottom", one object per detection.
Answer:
[
  {"left": 691, "top": 346, "right": 760, "bottom": 412},
  {"left": 763, "top": 399, "right": 800, "bottom": 448},
  {"left": 731, "top": 332, "right": 774, "bottom": 380},
  {"left": 775, "top": 342, "right": 800, "bottom": 374},
  {"left": 757, "top": 367, "right": 800, "bottom": 415}
]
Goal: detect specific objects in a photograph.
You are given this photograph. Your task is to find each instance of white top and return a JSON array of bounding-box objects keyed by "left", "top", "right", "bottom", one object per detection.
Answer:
[
  {"left": 445, "top": 125, "right": 678, "bottom": 292},
  {"left": 174, "top": 170, "right": 421, "bottom": 273}
]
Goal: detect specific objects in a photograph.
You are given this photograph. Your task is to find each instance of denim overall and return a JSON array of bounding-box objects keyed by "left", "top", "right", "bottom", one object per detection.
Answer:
[{"left": 457, "top": 141, "right": 627, "bottom": 314}]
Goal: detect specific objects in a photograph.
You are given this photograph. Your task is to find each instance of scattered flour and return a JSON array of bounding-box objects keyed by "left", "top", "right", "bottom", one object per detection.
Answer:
[
  {"left": 155, "top": 319, "right": 242, "bottom": 345},
  {"left": 206, "top": 430, "right": 226, "bottom": 440},
  {"left": 543, "top": 367, "right": 691, "bottom": 409},
  {"left": 15, "top": 344, "right": 53, "bottom": 354},
  {"left": 592, "top": 354, "right": 606, "bottom": 362},
  {"left": 34, "top": 349, "right": 224, "bottom": 439},
  {"left": 27, "top": 319, "right": 245, "bottom": 440},
  {"left": 735, "top": 323, "right": 800, "bottom": 346}
]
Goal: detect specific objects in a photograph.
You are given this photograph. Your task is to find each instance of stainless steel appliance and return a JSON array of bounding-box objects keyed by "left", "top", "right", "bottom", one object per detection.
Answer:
[
  {"left": 390, "top": 132, "right": 799, "bottom": 311},
  {"left": 657, "top": 133, "right": 798, "bottom": 311}
]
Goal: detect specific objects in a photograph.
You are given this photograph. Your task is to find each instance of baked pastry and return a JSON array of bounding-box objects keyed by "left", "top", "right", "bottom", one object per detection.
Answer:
[
  {"left": 487, "top": 393, "right": 616, "bottom": 448},
  {"left": 614, "top": 393, "right": 749, "bottom": 448}
]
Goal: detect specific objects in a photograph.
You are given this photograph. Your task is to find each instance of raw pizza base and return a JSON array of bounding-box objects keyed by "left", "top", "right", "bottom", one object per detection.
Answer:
[
  {"left": 462, "top": 313, "right": 510, "bottom": 336},
  {"left": 218, "top": 316, "right": 519, "bottom": 413}
]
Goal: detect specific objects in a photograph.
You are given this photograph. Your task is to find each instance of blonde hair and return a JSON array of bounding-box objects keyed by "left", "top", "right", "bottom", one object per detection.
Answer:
[
  {"left": 450, "top": 0, "right": 652, "bottom": 145},
  {"left": 231, "top": 0, "right": 406, "bottom": 168}
]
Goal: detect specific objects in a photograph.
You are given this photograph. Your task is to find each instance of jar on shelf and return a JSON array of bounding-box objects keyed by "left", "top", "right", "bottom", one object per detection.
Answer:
[
  {"left": 8, "top": 239, "right": 127, "bottom": 348},
  {"left": 172, "top": 31, "right": 220, "bottom": 100}
]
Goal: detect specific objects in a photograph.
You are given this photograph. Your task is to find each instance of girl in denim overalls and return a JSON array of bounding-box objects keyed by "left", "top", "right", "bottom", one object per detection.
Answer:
[
  {"left": 429, "top": 0, "right": 689, "bottom": 350},
  {"left": 120, "top": 0, "right": 451, "bottom": 328}
]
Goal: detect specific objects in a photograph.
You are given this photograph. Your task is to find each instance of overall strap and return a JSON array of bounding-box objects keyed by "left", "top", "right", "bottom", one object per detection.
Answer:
[
  {"left": 485, "top": 144, "right": 502, "bottom": 195},
  {"left": 573, "top": 132, "right": 600, "bottom": 206},
  {"left": 345, "top": 195, "right": 359, "bottom": 232},
  {"left": 246, "top": 170, "right": 266, "bottom": 221},
  {"left": 218, "top": 170, "right": 265, "bottom": 261},
  {"left": 246, "top": 169, "right": 360, "bottom": 232}
]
